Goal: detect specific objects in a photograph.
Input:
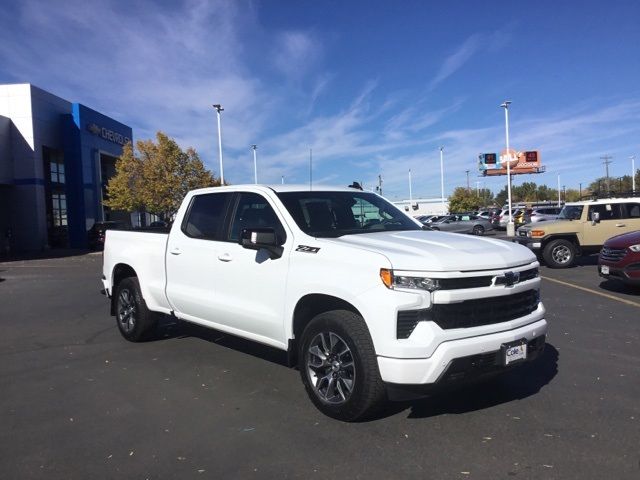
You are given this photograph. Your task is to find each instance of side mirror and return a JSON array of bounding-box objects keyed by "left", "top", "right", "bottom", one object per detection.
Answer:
[
  {"left": 421, "top": 224, "right": 433, "bottom": 231},
  {"left": 591, "top": 212, "right": 600, "bottom": 225},
  {"left": 240, "top": 228, "right": 283, "bottom": 259}
]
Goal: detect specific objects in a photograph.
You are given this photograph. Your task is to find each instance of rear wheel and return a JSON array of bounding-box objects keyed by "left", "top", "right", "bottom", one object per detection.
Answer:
[
  {"left": 472, "top": 225, "right": 485, "bottom": 236},
  {"left": 543, "top": 239, "right": 576, "bottom": 268},
  {"left": 115, "top": 277, "right": 158, "bottom": 341},
  {"left": 299, "top": 310, "right": 387, "bottom": 421}
]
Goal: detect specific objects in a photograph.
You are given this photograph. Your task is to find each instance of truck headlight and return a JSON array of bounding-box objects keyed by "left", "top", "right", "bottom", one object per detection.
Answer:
[
  {"left": 380, "top": 269, "right": 441, "bottom": 291},
  {"left": 629, "top": 244, "right": 640, "bottom": 252}
]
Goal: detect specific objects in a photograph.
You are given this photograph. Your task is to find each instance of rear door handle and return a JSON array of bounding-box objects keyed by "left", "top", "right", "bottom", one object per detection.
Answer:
[
  {"left": 218, "top": 253, "right": 232, "bottom": 262},
  {"left": 615, "top": 223, "right": 626, "bottom": 227},
  {"left": 169, "top": 247, "right": 181, "bottom": 255}
]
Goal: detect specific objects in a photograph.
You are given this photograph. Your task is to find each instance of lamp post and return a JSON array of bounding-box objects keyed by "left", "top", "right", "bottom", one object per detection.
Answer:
[
  {"left": 439, "top": 146, "right": 445, "bottom": 214},
  {"left": 250, "top": 145, "right": 258, "bottom": 184},
  {"left": 213, "top": 104, "right": 225, "bottom": 185},
  {"left": 408, "top": 169, "right": 413, "bottom": 207},
  {"left": 500, "top": 101, "right": 514, "bottom": 236},
  {"left": 557, "top": 174, "right": 561, "bottom": 207},
  {"left": 631, "top": 155, "right": 636, "bottom": 193}
]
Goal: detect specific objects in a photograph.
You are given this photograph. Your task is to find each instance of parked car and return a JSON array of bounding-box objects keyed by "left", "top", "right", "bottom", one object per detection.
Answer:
[
  {"left": 598, "top": 230, "right": 640, "bottom": 287},
  {"left": 429, "top": 214, "right": 493, "bottom": 235},
  {"left": 102, "top": 184, "right": 545, "bottom": 421},
  {"left": 88, "top": 221, "right": 128, "bottom": 250},
  {"left": 499, "top": 209, "right": 523, "bottom": 230},
  {"left": 514, "top": 197, "right": 640, "bottom": 268},
  {"left": 524, "top": 206, "right": 562, "bottom": 224}
]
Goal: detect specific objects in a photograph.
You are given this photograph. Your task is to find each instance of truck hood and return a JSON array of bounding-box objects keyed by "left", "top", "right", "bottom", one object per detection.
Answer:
[
  {"left": 520, "top": 219, "right": 579, "bottom": 231},
  {"left": 322, "top": 230, "right": 536, "bottom": 272}
]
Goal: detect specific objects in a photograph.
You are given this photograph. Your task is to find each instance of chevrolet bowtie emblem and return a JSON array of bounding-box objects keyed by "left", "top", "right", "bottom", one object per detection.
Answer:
[
  {"left": 87, "top": 123, "right": 101, "bottom": 135},
  {"left": 503, "top": 271, "right": 520, "bottom": 286}
]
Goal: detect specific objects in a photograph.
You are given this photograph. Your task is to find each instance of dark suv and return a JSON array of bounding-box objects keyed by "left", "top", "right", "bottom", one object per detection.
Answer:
[
  {"left": 598, "top": 230, "right": 640, "bottom": 287},
  {"left": 88, "top": 221, "right": 128, "bottom": 250}
]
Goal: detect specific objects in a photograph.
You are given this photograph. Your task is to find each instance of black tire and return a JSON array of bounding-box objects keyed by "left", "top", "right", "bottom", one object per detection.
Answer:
[
  {"left": 298, "top": 310, "right": 387, "bottom": 421},
  {"left": 114, "top": 277, "right": 158, "bottom": 341},
  {"left": 542, "top": 239, "right": 576, "bottom": 268},
  {"left": 472, "top": 225, "right": 485, "bottom": 236}
]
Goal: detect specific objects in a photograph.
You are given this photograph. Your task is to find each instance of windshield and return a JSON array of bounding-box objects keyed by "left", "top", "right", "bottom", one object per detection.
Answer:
[
  {"left": 276, "top": 191, "right": 421, "bottom": 238},
  {"left": 558, "top": 205, "right": 584, "bottom": 220}
]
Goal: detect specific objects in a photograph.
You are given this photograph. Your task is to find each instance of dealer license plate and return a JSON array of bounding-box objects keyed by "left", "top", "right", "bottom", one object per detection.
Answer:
[
  {"left": 601, "top": 265, "right": 609, "bottom": 275},
  {"left": 502, "top": 340, "right": 527, "bottom": 365}
]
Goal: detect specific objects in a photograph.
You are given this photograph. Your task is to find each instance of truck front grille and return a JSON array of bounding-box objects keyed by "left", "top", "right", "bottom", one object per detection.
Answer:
[
  {"left": 396, "top": 289, "right": 540, "bottom": 338},
  {"left": 600, "top": 246, "right": 626, "bottom": 262}
]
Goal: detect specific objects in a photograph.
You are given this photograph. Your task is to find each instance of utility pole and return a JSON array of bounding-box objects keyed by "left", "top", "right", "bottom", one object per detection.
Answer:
[
  {"left": 557, "top": 175, "right": 561, "bottom": 207},
  {"left": 250, "top": 144, "right": 258, "bottom": 184},
  {"left": 579, "top": 182, "right": 582, "bottom": 198},
  {"left": 475, "top": 181, "right": 481, "bottom": 197},
  {"left": 601, "top": 155, "right": 613, "bottom": 194},
  {"left": 409, "top": 169, "right": 413, "bottom": 206},
  {"left": 631, "top": 155, "right": 636, "bottom": 193},
  {"left": 376, "top": 174, "right": 383, "bottom": 196},
  {"left": 465, "top": 170, "right": 470, "bottom": 192},
  {"left": 213, "top": 104, "right": 225, "bottom": 185}
]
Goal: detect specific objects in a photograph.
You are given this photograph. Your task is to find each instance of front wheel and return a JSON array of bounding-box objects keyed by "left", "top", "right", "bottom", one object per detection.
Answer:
[
  {"left": 299, "top": 310, "right": 387, "bottom": 421},
  {"left": 542, "top": 239, "right": 576, "bottom": 268},
  {"left": 115, "top": 277, "right": 158, "bottom": 341}
]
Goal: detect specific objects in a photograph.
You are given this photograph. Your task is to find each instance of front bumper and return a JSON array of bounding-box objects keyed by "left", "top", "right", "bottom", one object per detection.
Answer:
[
  {"left": 511, "top": 236, "right": 542, "bottom": 250},
  {"left": 377, "top": 318, "right": 547, "bottom": 386},
  {"left": 598, "top": 261, "right": 640, "bottom": 286}
]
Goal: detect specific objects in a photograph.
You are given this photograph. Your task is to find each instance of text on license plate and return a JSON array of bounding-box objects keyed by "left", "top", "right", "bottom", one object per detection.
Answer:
[
  {"left": 504, "top": 342, "right": 527, "bottom": 365},
  {"left": 601, "top": 265, "right": 610, "bottom": 275}
]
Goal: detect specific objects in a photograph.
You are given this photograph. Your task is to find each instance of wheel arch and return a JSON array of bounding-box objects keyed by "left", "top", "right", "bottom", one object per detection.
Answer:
[
  {"left": 110, "top": 263, "right": 138, "bottom": 315},
  {"left": 288, "top": 294, "right": 364, "bottom": 367},
  {"left": 541, "top": 233, "right": 581, "bottom": 252}
]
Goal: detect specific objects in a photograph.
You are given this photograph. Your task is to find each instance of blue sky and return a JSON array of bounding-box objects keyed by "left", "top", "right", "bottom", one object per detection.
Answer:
[{"left": 1, "top": 0, "right": 639, "bottom": 200}]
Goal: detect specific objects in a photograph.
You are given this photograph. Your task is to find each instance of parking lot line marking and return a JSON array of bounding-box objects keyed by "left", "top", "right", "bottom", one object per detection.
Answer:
[{"left": 541, "top": 276, "right": 640, "bottom": 308}]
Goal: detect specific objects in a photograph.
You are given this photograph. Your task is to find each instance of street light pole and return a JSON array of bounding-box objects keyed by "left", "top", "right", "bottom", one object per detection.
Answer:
[
  {"left": 250, "top": 145, "right": 258, "bottom": 184},
  {"left": 557, "top": 174, "right": 561, "bottom": 207},
  {"left": 631, "top": 155, "right": 636, "bottom": 193},
  {"left": 439, "top": 147, "right": 445, "bottom": 214},
  {"left": 409, "top": 169, "right": 413, "bottom": 207},
  {"left": 500, "top": 101, "right": 514, "bottom": 236},
  {"left": 213, "top": 104, "right": 225, "bottom": 185}
]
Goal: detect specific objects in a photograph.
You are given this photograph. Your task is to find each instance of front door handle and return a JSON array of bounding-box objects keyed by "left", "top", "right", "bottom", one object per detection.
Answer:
[
  {"left": 615, "top": 223, "right": 626, "bottom": 227},
  {"left": 169, "top": 247, "right": 181, "bottom": 255},
  {"left": 218, "top": 253, "right": 232, "bottom": 262}
]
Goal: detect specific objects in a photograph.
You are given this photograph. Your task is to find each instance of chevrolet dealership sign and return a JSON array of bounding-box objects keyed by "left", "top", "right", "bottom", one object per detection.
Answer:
[{"left": 86, "top": 123, "right": 130, "bottom": 146}]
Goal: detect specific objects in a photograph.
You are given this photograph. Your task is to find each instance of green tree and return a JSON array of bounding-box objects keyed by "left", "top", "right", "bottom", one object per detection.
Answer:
[
  {"left": 448, "top": 187, "right": 479, "bottom": 213},
  {"left": 104, "top": 132, "right": 220, "bottom": 219}
]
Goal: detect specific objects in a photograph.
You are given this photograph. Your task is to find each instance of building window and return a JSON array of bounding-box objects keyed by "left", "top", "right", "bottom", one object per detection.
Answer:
[
  {"left": 51, "top": 193, "right": 68, "bottom": 226},
  {"left": 50, "top": 160, "right": 65, "bottom": 184}
]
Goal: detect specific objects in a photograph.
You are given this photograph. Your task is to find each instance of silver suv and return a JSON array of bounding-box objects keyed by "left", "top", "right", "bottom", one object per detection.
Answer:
[{"left": 525, "top": 206, "right": 562, "bottom": 224}]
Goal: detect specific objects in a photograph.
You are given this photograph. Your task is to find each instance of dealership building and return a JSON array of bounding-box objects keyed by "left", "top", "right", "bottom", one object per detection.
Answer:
[{"left": 0, "top": 83, "right": 132, "bottom": 252}]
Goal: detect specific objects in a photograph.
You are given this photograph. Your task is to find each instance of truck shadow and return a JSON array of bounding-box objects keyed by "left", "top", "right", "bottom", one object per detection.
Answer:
[
  {"left": 155, "top": 317, "right": 290, "bottom": 367},
  {"left": 383, "top": 344, "right": 559, "bottom": 420}
]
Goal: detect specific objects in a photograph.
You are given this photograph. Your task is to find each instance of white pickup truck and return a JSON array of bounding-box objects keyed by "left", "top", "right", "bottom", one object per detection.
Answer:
[{"left": 102, "top": 184, "right": 547, "bottom": 421}]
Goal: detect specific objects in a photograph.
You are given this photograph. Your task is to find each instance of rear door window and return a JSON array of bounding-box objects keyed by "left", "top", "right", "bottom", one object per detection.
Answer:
[{"left": 182, "top": 193, "right": 233, "bottom": 240}]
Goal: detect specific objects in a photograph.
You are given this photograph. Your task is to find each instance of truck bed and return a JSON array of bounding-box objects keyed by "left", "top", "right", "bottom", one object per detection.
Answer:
[{"left": 102, "top": 230, "right": 172, "bottom": 314}]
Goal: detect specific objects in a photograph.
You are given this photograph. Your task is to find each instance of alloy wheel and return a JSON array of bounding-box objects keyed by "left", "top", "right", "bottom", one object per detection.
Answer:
[
  {"left": 306, "top": 332, "right": 356, "bottom": 405},
  {"left": 117, "top": 288, "right": 137, "bottom": 333}
]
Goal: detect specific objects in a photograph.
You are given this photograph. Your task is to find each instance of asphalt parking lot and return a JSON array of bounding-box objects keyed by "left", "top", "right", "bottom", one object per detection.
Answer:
[{"left": 1, "top": 251, "right": 638, "bottom": 479}]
